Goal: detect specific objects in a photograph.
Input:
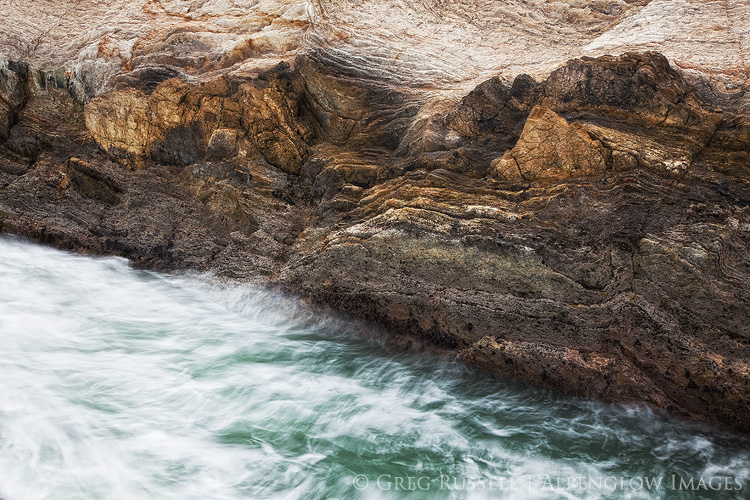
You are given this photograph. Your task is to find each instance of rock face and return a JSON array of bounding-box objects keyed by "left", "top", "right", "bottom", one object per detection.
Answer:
[
  {"left": 492, "top": 106, "right": 609, "bottom": 182},
  {"left": 83, "top": 67, "right": 315, "bottom": 171},
  {"left": 1, "top": 1, "right": 750, "bottom": 432},
  {"left": 0, "top": 57, "right": 28, "bottom": 143}
]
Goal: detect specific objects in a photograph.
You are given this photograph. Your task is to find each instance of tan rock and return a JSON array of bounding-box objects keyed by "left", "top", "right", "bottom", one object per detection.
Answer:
[
  {"left": 1, "top": 0, "right": 747, "bottom": 115},
  {"left": 83, "top": 88, "right": 151, "bottom": 159},
  {"left": 1, "top": 0, "right": 309, "bottom": 100},
  {"left": 84, "top": 70, "right": 314, "bottom": 170},
  {"left": 492, "top": 106, "right": 608, "bottom": 182}
]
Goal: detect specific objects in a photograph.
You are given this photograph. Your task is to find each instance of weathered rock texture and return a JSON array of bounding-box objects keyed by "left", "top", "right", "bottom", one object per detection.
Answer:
[
  {"left": 492, "top": 106, "right": 609, "bottom": 182},
  {"left": 1, "top": 1, "right": 750, "bottom": 432}
]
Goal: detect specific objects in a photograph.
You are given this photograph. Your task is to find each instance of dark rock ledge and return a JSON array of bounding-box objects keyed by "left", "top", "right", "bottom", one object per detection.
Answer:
[{"left": 1, "top": 51, "right": 749, "bottom": 432}]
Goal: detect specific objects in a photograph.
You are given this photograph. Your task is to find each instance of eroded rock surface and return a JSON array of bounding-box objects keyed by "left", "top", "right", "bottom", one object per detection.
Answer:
[
  {"left": 84, "top": 66, "right": 315, "bottom": 171},
  {"left": 492, "top": 106, "right": 609, "bottom": 182},
  {"left": 1, "top": 1, "right": 750, "bottom": 432}
]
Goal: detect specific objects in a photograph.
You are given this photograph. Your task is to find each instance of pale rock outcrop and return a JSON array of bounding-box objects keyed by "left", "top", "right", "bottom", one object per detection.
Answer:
[
  {"left": 582, "top": 0, "right": 750, "bottom": 84},
  {"left": 1, "top": 0, "right": 309, "bottom": 101},
  {"left": 2, "top": 0, "right": 747, "bottom": 107}
]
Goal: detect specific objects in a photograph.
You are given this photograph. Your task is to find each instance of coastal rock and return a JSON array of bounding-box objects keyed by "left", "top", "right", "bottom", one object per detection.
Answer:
[
  {"left": 0, "top": 57, "right": 28, "bottom": 143},
  {"left": 66, "top": 157, "right": 124, "bottom": 206},
  {"left": 491, "top": 106, "right": 609, "bottom": 182},
  {"left": 84, "top": 66, "right": 315, "bottom": 170},
  {"left": 2, "top": 1, "right": 750, "bottom": 433}
]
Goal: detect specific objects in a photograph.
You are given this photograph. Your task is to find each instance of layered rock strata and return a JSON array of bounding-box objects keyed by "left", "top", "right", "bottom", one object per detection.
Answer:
[{"left": 1, "top": 1, "right": 749, "bottom": 432}]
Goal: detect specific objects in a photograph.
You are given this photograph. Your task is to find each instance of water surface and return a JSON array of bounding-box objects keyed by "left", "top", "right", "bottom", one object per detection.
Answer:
[{"left": 0, "top": 236, "right": 747, "bottom": 499}]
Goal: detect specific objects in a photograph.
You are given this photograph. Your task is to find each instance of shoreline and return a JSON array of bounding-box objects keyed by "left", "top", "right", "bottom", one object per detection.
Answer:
[{"left": 2, "top": 49, "right": 749, "bottom": 433}]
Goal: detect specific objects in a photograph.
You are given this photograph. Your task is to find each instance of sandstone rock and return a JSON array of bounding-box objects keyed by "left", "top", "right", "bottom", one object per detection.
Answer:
[
  {"left": 84, "top": 66, "right": 315, "bottom": 170},
  {"left": 206, "top": 128, "right": 239, "bottom": 160},
  {"left": 83, "top": 88, "right": 152, "bottom": 161},
  {"left": 2, "top": 0, "right": 747, "bottom": 109},
  {"left": 445, "top": 77, "right": 520, "bottom": 138},
  {"left": 296, "top": 54, "right": 366, "bottom": 144},
  {"left": 1, "top": 0, "right": 309, "bottom": 101},
  {"left": 457, "top": 337, "right": 674, "bottom": 410},
  {"left": 582, "top": 0, "right": 750, "bottom": 83},
  {"left": 492, "top": 105, "right": 609, "bottom": 182},
  {"left": 237, "top": 68, "right": 315, "bottom": 174}
]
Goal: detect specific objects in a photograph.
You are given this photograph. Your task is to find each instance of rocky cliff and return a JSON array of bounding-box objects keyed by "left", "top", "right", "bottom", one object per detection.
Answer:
[{"left": 1, "top": 0, "right": 749, "bottom": 432}]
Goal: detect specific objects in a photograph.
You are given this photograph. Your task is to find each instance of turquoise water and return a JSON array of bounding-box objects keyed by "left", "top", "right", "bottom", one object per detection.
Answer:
[{"left": 0, "top": 236, "right": 748, "bottom": 500}]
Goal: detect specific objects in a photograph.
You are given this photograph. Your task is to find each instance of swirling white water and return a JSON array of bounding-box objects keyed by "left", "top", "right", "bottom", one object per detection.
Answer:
[{"left": 0, "top": 236, "right": 748, "bottom": 500}]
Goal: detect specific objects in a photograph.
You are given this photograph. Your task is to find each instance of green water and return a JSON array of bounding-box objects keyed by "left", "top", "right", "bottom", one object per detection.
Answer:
[{"left": 0, "top": 236, "right": 747, "bottom": 499}]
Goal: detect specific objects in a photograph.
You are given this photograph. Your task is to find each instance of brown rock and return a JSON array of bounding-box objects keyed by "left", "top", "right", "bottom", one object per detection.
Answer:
[
  {"left": 84, "top": 68, "right": 315, "bottom": 170},
  {"left": 0, "top": 57, "right": 28, "bottom": 142},
  {"left": 83, "top": 88, "right": 151, "bottom": 162},
  {"left": 238, "top": 69, "right": 316, "bottom": 174},
  {"left": 66, "top": 157, "right": 123, "bottom": 206},
  {"left": 492, "top": 106, "right": 609, "bottom": 182}
]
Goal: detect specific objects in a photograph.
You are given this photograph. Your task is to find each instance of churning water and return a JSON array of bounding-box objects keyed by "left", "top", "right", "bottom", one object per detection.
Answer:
[{"left": 0, "top": 236, "right": 748, "bottom": 500}]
